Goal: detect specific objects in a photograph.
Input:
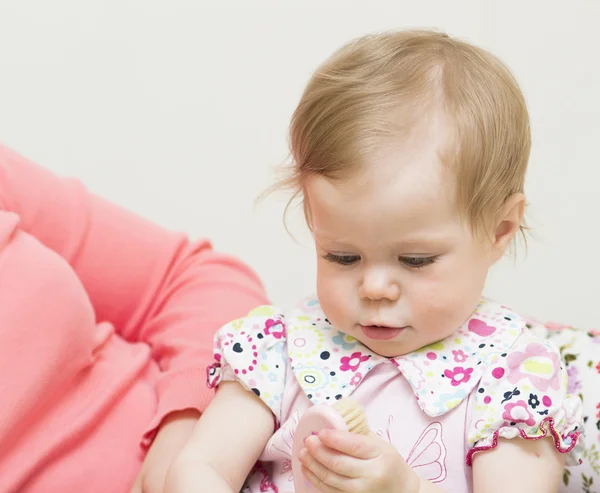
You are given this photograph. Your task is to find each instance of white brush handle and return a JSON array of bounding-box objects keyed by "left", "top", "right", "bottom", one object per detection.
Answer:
[{"left": 291, "top": 404, "right": 349, "bottom": 493}]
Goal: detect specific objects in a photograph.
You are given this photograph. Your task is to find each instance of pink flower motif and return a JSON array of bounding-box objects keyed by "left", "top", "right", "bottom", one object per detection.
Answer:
[
  {"left": 443, "top": 366, "right": 473, "bottom": 387},
  {"left": 350, "top": 372, "right": 363, "bottom": 386},
  {"left": 506, "top": 343, "right": 560, "bottom": 391},
  {"left": 502, "top": 400, "right": 536, "bottom": 426},
  {"left": 340, "top": 352, "right": 370, "bottom": 372},
  {"left": 452, "top": 349, "right": 468, "bottom": 363},
  {"left": 544, "top": 321, "right": 572, "bottom": 331},
  {"left": 264, "top": 318, "right": 286, "bottom": 339}
]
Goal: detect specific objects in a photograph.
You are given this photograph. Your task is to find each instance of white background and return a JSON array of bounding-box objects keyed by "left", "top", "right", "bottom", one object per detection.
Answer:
[{"left": 0, "top": 0, "right": 598, "bottom": 328}]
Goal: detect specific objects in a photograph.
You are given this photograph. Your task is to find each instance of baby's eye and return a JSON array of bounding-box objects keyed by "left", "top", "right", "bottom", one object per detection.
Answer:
[
  {"left": 323, "top": 253, "right": 361, "bottom": 266},
  {"left": 400, "top": 256, "right": 438, "bottom": 268}
]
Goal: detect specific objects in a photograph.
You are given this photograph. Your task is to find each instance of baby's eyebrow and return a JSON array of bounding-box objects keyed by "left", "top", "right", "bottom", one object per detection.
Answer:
[
  {"left": 314, "top": 233, "right": 453, "bottom": 251},
  {"left": 313, "top": 235, "right": 357, "bottom": 249},
  {"left": 392, "top": 235, "right": 453, "bottom": 247},
  {"left": 314, "top": 233, "right": 352, "bottom": 242}
]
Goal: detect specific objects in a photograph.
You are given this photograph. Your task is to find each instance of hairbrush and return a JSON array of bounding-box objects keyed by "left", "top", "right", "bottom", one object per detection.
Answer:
[{"left": 292, "top": 398, "right": 369, "bottom": 492}]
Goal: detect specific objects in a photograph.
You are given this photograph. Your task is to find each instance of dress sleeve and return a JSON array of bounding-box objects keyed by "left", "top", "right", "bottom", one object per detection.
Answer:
[
  {"left": 208, "top": 305, "right": 288, "bottom": 424},
  {"left": 466, "top": 331, "right": 584, "bottom": 466},
  {"left": 0, "top": 144, "right": 270, "bottom": 446}
]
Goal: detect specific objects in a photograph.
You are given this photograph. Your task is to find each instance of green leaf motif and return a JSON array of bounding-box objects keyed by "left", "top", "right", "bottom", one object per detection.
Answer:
[
  {"left": 564, "top": 353, "right": 577, "bottom": 363},
  {"left": 582, "top": 472, "right": 593, "bottom": 491},
  {"left": 584, "top": 444, "right": 600, "bottom": 476}
]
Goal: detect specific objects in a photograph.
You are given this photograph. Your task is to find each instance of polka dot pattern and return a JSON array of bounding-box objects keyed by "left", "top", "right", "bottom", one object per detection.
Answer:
[{"left": 208, "top": 297, "right": 583, "bottom": 468}]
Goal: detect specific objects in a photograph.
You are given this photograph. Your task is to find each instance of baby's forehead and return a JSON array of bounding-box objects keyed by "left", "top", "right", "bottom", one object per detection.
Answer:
[
  {"left": 306, "top": 168, "right": 462, "bottom": 244},
  {"left": 356, "top": 111, "right": 455, "bottom": 180},
  {"left": 309, "top": 135, "right": 455, "bottom": 201}
]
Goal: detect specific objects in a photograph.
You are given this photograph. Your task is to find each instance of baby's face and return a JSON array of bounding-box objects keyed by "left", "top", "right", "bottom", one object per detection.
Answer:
[{"left": 305, "top": 129, "right": 499, "bottom": 358}]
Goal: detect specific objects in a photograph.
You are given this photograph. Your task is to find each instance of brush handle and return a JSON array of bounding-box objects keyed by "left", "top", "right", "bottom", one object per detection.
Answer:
[{"left": 292, "top": 404, "right": 349, "bottom": 493}]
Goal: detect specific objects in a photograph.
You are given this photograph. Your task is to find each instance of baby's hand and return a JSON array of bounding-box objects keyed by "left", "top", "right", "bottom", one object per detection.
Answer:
[{"left": 299, "top": 429, "right": 419, "bottom": 493}]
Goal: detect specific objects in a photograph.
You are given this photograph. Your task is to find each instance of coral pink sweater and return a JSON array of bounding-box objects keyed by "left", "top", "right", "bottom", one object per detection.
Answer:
[{"left": 0, "top": 144, "right": 269, "bottom": 493}]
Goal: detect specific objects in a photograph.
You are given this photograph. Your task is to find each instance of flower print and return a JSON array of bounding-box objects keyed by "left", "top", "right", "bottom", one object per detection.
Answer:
[
  {"left": 506, "top": 343, "right": 560, "bottom": 391},
  {"left": 264, "top": 318, "right": 286, "bottom": 339},
  {"left": 596, "top": 361, "right": 600, "bottom": 374},
  {"left": 340, "top": 352, "right": 370, "bottom": 372},
  {"left": 502, "top": 400, "right": 536, "bottom": 427},
  {"left": 332, "top": 331, "right": 358, "bottom": 350},
  {"left": 528, "top": 393, "right": 540, "bottom": 409},
  {"left": 444, "top": 366, "right": 474, "bottom": 387},
  {"left": 585, "top": 329, "right": 600, "bottom": 344},
  {"left": 350, "top": 372, "right": 363, "bottom": 386},
  {"left": 596, "top": 402, "right": 600, "bottom": 420},
  {"left": 452, "top": 349, "right": 468, "bottom": 363},
  {"left": 566, "top": 365, "right": 582, "bottom": 395}
]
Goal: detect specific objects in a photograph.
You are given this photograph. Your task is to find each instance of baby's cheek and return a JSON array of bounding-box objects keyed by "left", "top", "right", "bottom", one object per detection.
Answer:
[
  {"left": 317, "top": 276, "right": 353, "bottom": 328},
  {"left": 409, "top": 283, "right": 465, "bottom": 331},
  {"left": 427, "top": 296, "right": 480, "bottom": 340}
]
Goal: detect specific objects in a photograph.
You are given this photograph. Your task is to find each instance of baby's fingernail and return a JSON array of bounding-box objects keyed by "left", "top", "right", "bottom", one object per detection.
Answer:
[{"left": 306, "top": 435, "right": 319, "bottom": 447}]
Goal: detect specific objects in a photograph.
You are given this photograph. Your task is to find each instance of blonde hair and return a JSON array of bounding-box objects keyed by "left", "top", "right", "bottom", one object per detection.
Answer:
[{"left": 275, "top": 29, "right": 531, "bottom": 240}]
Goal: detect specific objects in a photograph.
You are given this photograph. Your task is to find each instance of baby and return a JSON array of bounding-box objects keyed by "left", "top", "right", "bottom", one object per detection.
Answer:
[{"left": 171, "top": 30, "right": 584, "bottom": 493}]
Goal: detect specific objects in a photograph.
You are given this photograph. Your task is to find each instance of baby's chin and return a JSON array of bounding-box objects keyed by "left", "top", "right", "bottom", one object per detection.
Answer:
[
  {"left": 349, "top": 330, "right": 419, "bottom": 358},
  {"left": 361, "top": 341, "right": 413, "bottom": 358}
]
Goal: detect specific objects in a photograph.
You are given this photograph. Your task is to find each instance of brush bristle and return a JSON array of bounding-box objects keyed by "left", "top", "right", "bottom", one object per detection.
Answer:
[{"left": 332, "top": 398, "right": 370, "bottom": 435}]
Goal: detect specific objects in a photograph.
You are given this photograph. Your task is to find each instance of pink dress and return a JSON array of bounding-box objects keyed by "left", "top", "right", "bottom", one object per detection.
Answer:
[{"left": 209, "top": 297, "right": 584, "bottom": 493}]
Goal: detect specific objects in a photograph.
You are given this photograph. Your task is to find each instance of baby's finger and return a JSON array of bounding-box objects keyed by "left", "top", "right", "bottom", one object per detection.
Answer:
[
  {"left": 304, "top": 436, "right": 362, "bottom": 478},
  {"left": 318, "top": 429, "right": 380, "bottom": 460},
  {"left": 300, "top": 465, "right": 345, "bottom": 493},
  {"left": 299, "top": 445, "right": 350, "bottom": 491}
]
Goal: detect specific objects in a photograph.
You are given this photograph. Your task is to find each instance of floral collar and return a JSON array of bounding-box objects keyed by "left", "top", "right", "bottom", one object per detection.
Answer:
[{"left": 285, "top": 297, "right": 526, "bottom": 417}]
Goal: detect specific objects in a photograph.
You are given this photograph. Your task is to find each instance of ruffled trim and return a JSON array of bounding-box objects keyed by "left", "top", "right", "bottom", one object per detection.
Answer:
[
  {"left": 466, "top": 417, "right": 583, "bottom": 467},
  {"left": 250, "top": 461, "right": 280, "bottom": 492},
  {"left": 206, "top": 361, "right": 280, "bottom": 430},
  {"left": 206, "top": 361, "right": 222, "bottom": 389}
]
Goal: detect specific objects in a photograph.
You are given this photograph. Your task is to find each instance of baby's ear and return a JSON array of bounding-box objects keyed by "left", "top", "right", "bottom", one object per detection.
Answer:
[{"left": 490, "top": 193, "right": 526, "bottom": 260}]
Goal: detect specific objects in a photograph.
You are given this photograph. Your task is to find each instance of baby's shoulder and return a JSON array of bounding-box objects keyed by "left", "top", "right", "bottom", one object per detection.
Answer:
[{"left": 210, "top": 297, "right": 329, "bottom": 419}]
